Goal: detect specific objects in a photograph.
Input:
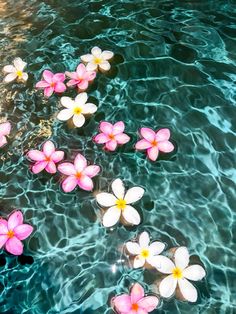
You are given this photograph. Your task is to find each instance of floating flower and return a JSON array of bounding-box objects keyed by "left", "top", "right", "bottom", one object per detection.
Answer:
[
  {"left": 36, "top": 70, "right": 66, "bottom": 97},
  {"left": 0, "top": 210, "right": 33, "bottom": 255},
  {"left": 0, "top": 121, "right": 11, "bottom": 148},
  {"left": 57, "top": 93, "right": 97, "bottom": 128},
  {"left": 96, "top": 178, "right": 144, "bottom": 227},
  {"left": 156, "top": 247, "right": 206, "bottom": 302},
  {"left": 112, "top": 283, "right": 159, "bottom": 314},
  {"left": 126, "top": 231, "right": 165, "bottom": 269},
  {"left": 135, "top": 128, "right": 174, "bottom": 161},
  {"left": 94, "top": 121, "right": 130, "bottom": 151},
  {"left": 66, "top": 63, "right": 96, "bottom": 91},
  {"left": 81, "top": 46, "right": 114, "bottom": 72},
  {"left": 3, "top": 57, "right": 28, "bottom": 83},
  {"left": 58, "top": 153, "right": 100, "bottom": 192},
  {"left": 27, "top": 140, "right": 64, "bottom": 174}
]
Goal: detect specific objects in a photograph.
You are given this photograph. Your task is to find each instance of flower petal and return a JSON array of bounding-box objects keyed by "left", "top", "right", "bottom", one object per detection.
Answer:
[
  {"left": 22, "top": 73, "right": 28, "bottom": 81},
  {"left": 178, "top": 278, "right": 198, "bottom": 302},
  {"left": 60, "top": 96, "right": 75, "bottom": 109},
  {"left": 139, "top": 231, "right": 150, "bottom": 248},
  {"left": 102, "top": 206, "right": 121, "bottom": 227},
  {"left": 42, "top": 141, "right": 55, "bottom": 157},
  {"left": 96, "top": 193, "right": 117, "bottom": 207},
  {"left": 91, "top": 46, "right": 102, "bottom": 56},
  {"left": 183, "top": 265, "right": 206, "bottom": 281},
  {"left": 3, "top": 65, "right": 15, "bottom": 73},
  {"left": 42, "top": 70, "right": 53, "bottom": 83},
  {"left": 99, "top": 122, "right": 113, "bottom": 134},
  {"left": 32, "top": 161, "right": 48, "bottom": 174},
  {"left": 82, "top": 103, "right": 97, "bottom": 114},
  {"left": 51, "top": 151, "right": 64, "bottom": 163},
  {"left": 67, "top": 79, "right": 78, "bottom": 87},
  {"left": 4, "top": 73, "right": 17, "bottom": 83},
  {"left": 122, "top": 205, "right": 141, "bottom": 225},
  {"left": 76, "top": 63, "right": 86, "bottom": 76},
  {"left": 105, "top": 140, "right": 117, "bottom": 151},
  {"left": 99, "top": 61, "right": 111, "bottom": 71},
  {"left": 87, "top": 71, "right": 96, "bottom": 81},
  {"left": 175, "top": 247, "right": 189, "bottom": 270},
  {"left": 94, "top": 133, "right": 110, "bottom": 144},
  {"left": 62, "top": 176, "right": 77, "bottom": 192},
  {"left": 0, "top": 221, "right": 8, "bottom": 234},
  {"left": 44, "top": 86, "right": 54, "bottom": 97},
  {"left": 0, "top": 235, "right": 8, "bottom": 248},
  {"left": 101, "top": 50, "right": 114, "bottom": 60},
  {"left": 5, "top": 237, "right": 23, "bottom": 255},
  {"left": 57, "top": 109, "right": 74, "bottom": 121},
  {"left": 0, "top": 122, "right": 11, "bottom": 136},
  {"left": 158, "top": 141, "right": 174, "bottom": 153},
  {"left": 27, "top": 150, "right": 45, "bottom": 161},
  {"left": 124, "top": 187, "right": 144, "bottom": 204},
  {"left": 147, "top": 146, "right": 159, "bottom": 161},
  {"left": 86, "top": 62, "right": 98, "bottom": 71},
  {"left": 75, "top": 92, "right": 88, "bottom": 105},
  {"left": 115, "top": 133, "right": 130, "bottom": 145},
  {"left": 13, "top": 58, "right": 26, "bottom": 71},
  {"left": 81, "top": 54, "right": 93, "bottom": 63},
  {"left": 151, "top": 255, "right": 175, "bottom": 273},
  {"left": 14, "top": 224, "right": 33, "bottom": 240},
  {"left": 112, "top": 295, "right": 132, "bottom": 312},
  {"left": 54, "top": 82, "right": 66, "bottom": 93},
  {"left": 140, "top": 128, "right": 156, "bottom": 142},
  {"left": 155, "top": 128, "right": 170, "bottom": 141},
  {"left": 126, "top": 242, "right": 141, "bottom": 255},
  {"left": 8, "top": 211, "right": 23, "bottom": 230},
  {"left": 45, "top": 161, "right": 57, "bottom": 174},
  {"left": 111, "top": 178, "right": 125, "bottom": 199},
  {"left": 53, "top": 73, "right": 65, "bottom": 82},
  {"left": 159, "top": 275, "right": 177, "bottom": 298},
  {"left": 131, "top": 283, "right": 145, "bottom": 304},
  {"left": 149, "top": 241, "right": 165, "bottom": 255},
  {"left": 135, "top": 139, "right": 152, "bottom": 150},
  {"left": 77, "top": 80, "right": 89, "bottom": 90},
  {"left": 137, "top": 296, "right": 159, "bottom": 312},
  {"left": 133, "top": 255, "right": 145, "bottom": 268},
  {"left": 74, "top": 153, "right": 87, "bottom": 172},
  {"left": 35, "top": 80, "right": 50, "bottom": 88},
  {"left": 112, "top": 121, "right": 125, "bottom": 134},
  {"left": 78, "top": 175, "right": 94, "bottom": 191},
  {"left": 58, "top": 162, "right": 76, "bottom": 175},
  {"left": 0, "top": 136, "right": 7, "bottom": 147},
  {"left": 73, "top": 114, "right": 85, "bottom": 128},
  {"left": 83, "top": 165, "right": 100, "bottom": 178}
]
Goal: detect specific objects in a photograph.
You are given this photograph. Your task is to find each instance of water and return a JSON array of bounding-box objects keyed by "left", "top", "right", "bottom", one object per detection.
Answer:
[{"left": 0, "top": 0, "right": 235, "bottom": 313}]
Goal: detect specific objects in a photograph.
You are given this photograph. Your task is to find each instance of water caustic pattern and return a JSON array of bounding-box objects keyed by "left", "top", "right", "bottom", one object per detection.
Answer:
[{"left": 0, "top": 0, "right": 235, "bottom": 313}]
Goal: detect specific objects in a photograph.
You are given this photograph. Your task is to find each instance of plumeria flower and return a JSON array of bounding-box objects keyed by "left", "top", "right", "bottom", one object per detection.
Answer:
[
  {"left": 0, "top": 121, "right": 11, "bottom": 148},
  {"left": 58, "top": 153, "right": 100, "bottom": 192},
  {"left": 36, "top": 70, "right": 66, "bottom": 97},
  {"left": 0, "top": 210, "right": 33, "bottom": 255},
  {"left": 135, "top": 128, "right": 174, "bottom": 161},
  {"left": 155, "top": 247, "right": 206, "bottom": 302},
  {"left": 3, "top": 57, "right": 28, "bottom": 83},
  {"left": 57, "top": 93, "right": 97, "bottom": 128},
  {"left": 94, "top": 121, "right": 130, "bottom": 151},
  {"left": 81, "top": 46, "right": 114, "bottom": 72},
  {"left": 27, "top": 140, "right": 65, "bottom": 174},
  {"left": 112, "top": 283, "right": 159, "bottom": 314},
  {"left": 126, "top": 231, "right": 165, "bottom": 269},
  {"left": 66, "top": 63, "right": 96, "bottom": 91},
  {"left": 96, "top": 178, "right": 144, "bottom": 227}
]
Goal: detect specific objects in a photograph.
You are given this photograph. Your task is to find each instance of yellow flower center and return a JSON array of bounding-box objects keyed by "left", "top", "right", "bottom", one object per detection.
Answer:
[
  {"left": 16, "top": 70, "right": 23, "bottom": 77},
  {"left": 7, "top": 230, "right": 14, "bottom": 238},
  {"left": 75, "top": 172, "right": 82, "bottom": 179},
  {"left": 140, "top": 249, "right": 150, "bottom": 258},
  {"left": 172, "top": 267, "right": 183, "bottom": 279},
  {"left": 116, "top": 199, "right": 126, "bottom": 210},
  {"left": 131, "top": 303, "right": 139, "bottom": 311},
  {"left": 73, "top": 107, "right": 82, "bottom": 115},
  {"left": 108, "top": 134, "right": 115, "bottom": 140},
  {"left": 94, "top": 57, "right": 102, "bottom": 64},
  {"left": 151, "top": 140, "right": 158, "bottom": 146}
]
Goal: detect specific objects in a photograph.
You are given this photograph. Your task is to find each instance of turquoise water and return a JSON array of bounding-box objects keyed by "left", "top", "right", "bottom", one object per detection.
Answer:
[{"left": 0, "top": 0, "right": 236, "bottom": 313}]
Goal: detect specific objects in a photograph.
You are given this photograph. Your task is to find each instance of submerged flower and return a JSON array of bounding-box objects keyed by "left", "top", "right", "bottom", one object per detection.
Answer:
[
  {"left": 66, "top": 63, "right": 96, "bottom": 91},
  {"left": 3, "top": 57, "right": 28, "bottom": 83},
  {"left": 135, "top": 128, "right": 174, "bottom": 161},
  {"left": 36, "top": 70, "right": 66, "bottom": 97},
  {"left": 58, "top": 153, "right": 100, "bottom": 192},
  {"left": 27, "top": 140, "right": 65, "bottom": 174},
  {"left": 94, "top": 121, "right": 130, "bottom": 151},
  {"left": 126, "top": 231, "right": 165, "bottom": 269},
  {"left": 0, "top": 210, "right": 33, "bottom": 255},
  {"left": 96, "top": 178, "right": 144, "bottom": 227},
  {"left": 0, "top": 121, "right": 11, "bottom": 148},
  {"left": 81, "top": 46, "right": 114, "bottom": 72},
  {"left": 156, "top": 247, "right": 206, "bottom": 302},
  {"left": 57, "top": 93, "right": 97, "bottom": 128},
  {"left": 112, "top": 283, "right": 159, "bottom": 314}
]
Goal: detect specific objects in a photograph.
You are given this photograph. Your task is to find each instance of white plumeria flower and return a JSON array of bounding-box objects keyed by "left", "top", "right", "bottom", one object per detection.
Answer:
[
  {"left": 126, "top": 231, "right": 165, "bottom": 269},
  {"left": 96, "top": 178, "right": 144, "bottom": 227},
  {"left": 3, "top": 57, "right": 28, "bottom": 83},
  {"left": 155, "top": 247, "right": 206, "bottom": 302},
  {"left": 57, "top": 92, "right": 97, "bottom": 128},
  {"left": 80, "top": 46, "right": 114, "bottom": 72}
]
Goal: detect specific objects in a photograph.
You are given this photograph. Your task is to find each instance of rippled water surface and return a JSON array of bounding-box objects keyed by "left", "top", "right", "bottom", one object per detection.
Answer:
[{"left": 0, "top": 0, "right": 236, "bottom": 313}]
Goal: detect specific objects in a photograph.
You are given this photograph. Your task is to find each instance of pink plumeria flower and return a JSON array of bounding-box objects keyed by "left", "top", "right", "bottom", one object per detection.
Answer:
[
  {"left": 0, "top": 210, "right": 33, "bottom": 256},
  {"left": 135, "top": 128, "right": 174, "bottom": 161},
  {"left": 36, "top": 70, "right": 66, "bottom": 97},
  {"left": 27, "top": 140, "right": 65, "bottom": 174},
  {"left": 94, "top": 121, "right": 130, "bottom": 151},
  {"left": 66, "top": 63, "right": 96, "bottom": 91},
  {"left": 112, "top": 283, "right": 159, "bottom": 314},
  {"left": 0, "top": 121, "right": 11, "bottom": 148},
  {"left": 58, "top": 153, "right": 100, "bottom": 192}
]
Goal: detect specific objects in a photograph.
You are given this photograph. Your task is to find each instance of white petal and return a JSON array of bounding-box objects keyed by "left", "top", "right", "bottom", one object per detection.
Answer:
[
  {"left": 60, "top": 96, "right": 75, "bottom": 109},
  {"left": 75, "top": 92, "right": 88, "bottom": 105},
  {"left": 3, "top": 65, "right": 15, "bottom": 73},
  {"left": 126, "top": 242, "right": 141, "bottom": 255},
  {"left": 101, "top": 50, "right": 114, "bottom": 60},
  {"left": 175, "top": 247, "right": 189, "bottom": 270},
  {"left": 4, "top": 73, "right": 17, "bottom": 83},
  {"left": 183, "top": 265, "right": 206, "bottom": 281},
  {"left": 139, "top": 231, "right": 150, "bottom": 248},
  {"left": 178, "top": 278, "right": 198, "bottom": 302},
  {"left": 159, "top": 275, "right": 177, "bottom": 298},
  {"left": 91, "top": 46, "right": 102, "bottom": 56},
  {"left": 82, "top": 103, "right": 97, "bottom": 114},
  {"left": 102, "top": 206, "right": 121, "bottom": 227},
  {"left": 13, "top": 57, "right": 26, "bottom": 71},
  {"left": 111, "top": 178, "right": 125, "bottom": 199},
  {"left": 151, "top": 255, "right": 175, "bottom": 273},
  {"left": 80, "top": 54, "right": 93, "bottom": 63},
  {"left": 21, "top": 73, "right": 28, "bottom": 81},
  {"left": 149, "top": 241, "right": 165, "bottom": 255},
  {"left": 122, "top": 205, "right": 140, "bottom": 225},
  {"left": 133, "top": 255, "right": 145, "bottom": 268},
  {"left": 73, "top": 114, "right": 85, "bottom": 128},
  {"left": 99, "top": 61, "right": 111, "bottom": 71},
  {"left": 57, "top": 109, "right": 73, "bottom": 121},
  {"left": 124, "top": 187, "right": 144, "bottom": 204},
  {"left": 86, "top": 62, "right": 98, "bottom": 71},
  {"left": 96, "top": 192, "right": 117, "bottom": 207}
]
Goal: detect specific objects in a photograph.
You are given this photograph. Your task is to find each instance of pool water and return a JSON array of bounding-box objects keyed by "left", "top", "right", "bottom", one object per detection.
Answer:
[{"left": 0, "top": 0, "right": 235, "bottom": 313}]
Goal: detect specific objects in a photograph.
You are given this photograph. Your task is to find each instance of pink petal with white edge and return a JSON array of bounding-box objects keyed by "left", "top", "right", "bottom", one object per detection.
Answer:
[
  {"left": 138, "top": 296, "right": 159, "bottom": 312},
  {"left": 51, "top": 151, "right": 64, "bottom": 163},
  {"left": 58, "top": 162, "right": 76, "bottom": 175},
  {"left": 115, "top": 133, "right": 130, "bottom": 145},
  {"left": 5, "top": 237, "right": 23, "bottom": 255},
  {"left": 0, "top": 122, "right": 11, "bottom": 136},
  {"left": 94, "top": 133, "right": 110, "bottom": 144},
  {"left": 62, "top": 176, "right": 78, "bottom": 192},
  {"left": 83, "top": 165, "right": 100, "bottom": 177},
  {"left": 35, "top": 81, "right": 50, "bottom": 88},
  {"left": 140, "top": 128, "right": 156, "bottom": 142},
  {"left": 67, "top": 79, "right": 78, "bottom": 87},
  {"left": 0, "top": 235, "right": 8, "bottom": 248},
  {"left": 43, "top": 141, "right": 55, "bottom": 157},
  {"left": 0, "top": 136, "right": 7, "bottom": 147},
  {"left": 147, "top": 146, "right": 159, "bottom": 161},
  {"left": 8, "top": 211, "right": 23, "bottom": 230},
  {"left": 27, "top": 150, "right": 45, "bottom": 161},
  {"left": 54, "top": 82, "right": 66, "bottom": 93},
  {"left": 53, "top": 73, "right": 65, "bottom": 82},
  {"left": 76, "top": 63, "right": 86, "bottom": 77},
  {"left": 78, "top": 175, "right": 94, "bottom": 191},
  {"left": 155, "top": 128, "right": 170, "bottom": 141},
  {"left": 158, "top": 141, "right": 174, "bottom": 153},
  {"left": 87, "top": 71, "right": 96, "bottom": 81},
  {"left": 135, "top": 139, "right": 152, "bottom": 150},
  {"left": 32, "top": 161, "right": 48, "bottom": 174},
  {"left": 112, "top": 121, "right": 125, "bottom": 135},
  {"left": 112, "top": 294, "right": 132, "bottom": 313},
  {"left": 74, "top": 153, "right": 87, "bottom": 172},
  {"left": 42, "top": 70, "right": 53, "bottom": 83},
  {"left": 45, "top": 161, "right": 57, "bottom": 174},
  {"left": 0, "top": 221, "right": 8, "bottom": 234},
  {"left": 99, "top": 121, "right": 113, "bottom": 135},
  {"left": 105, "top": 140, "right": 117, "bottom": 151},
  {"left": 131, "top": 283, "right": 145, "bottom": 304},
  {"left": 77, "top": 80, "right": 88, "bottom": 90},
  {"left": 14, "top": 224, "right": 33, "bottom": 240},
  {"left": 44, "top": 86, "right": 54, "bottom": 97}
]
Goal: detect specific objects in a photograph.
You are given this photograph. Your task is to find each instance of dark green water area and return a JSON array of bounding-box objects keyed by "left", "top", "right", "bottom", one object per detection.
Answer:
[{"left": 0, "top": 0, "right": 235, "bottom": 313}]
